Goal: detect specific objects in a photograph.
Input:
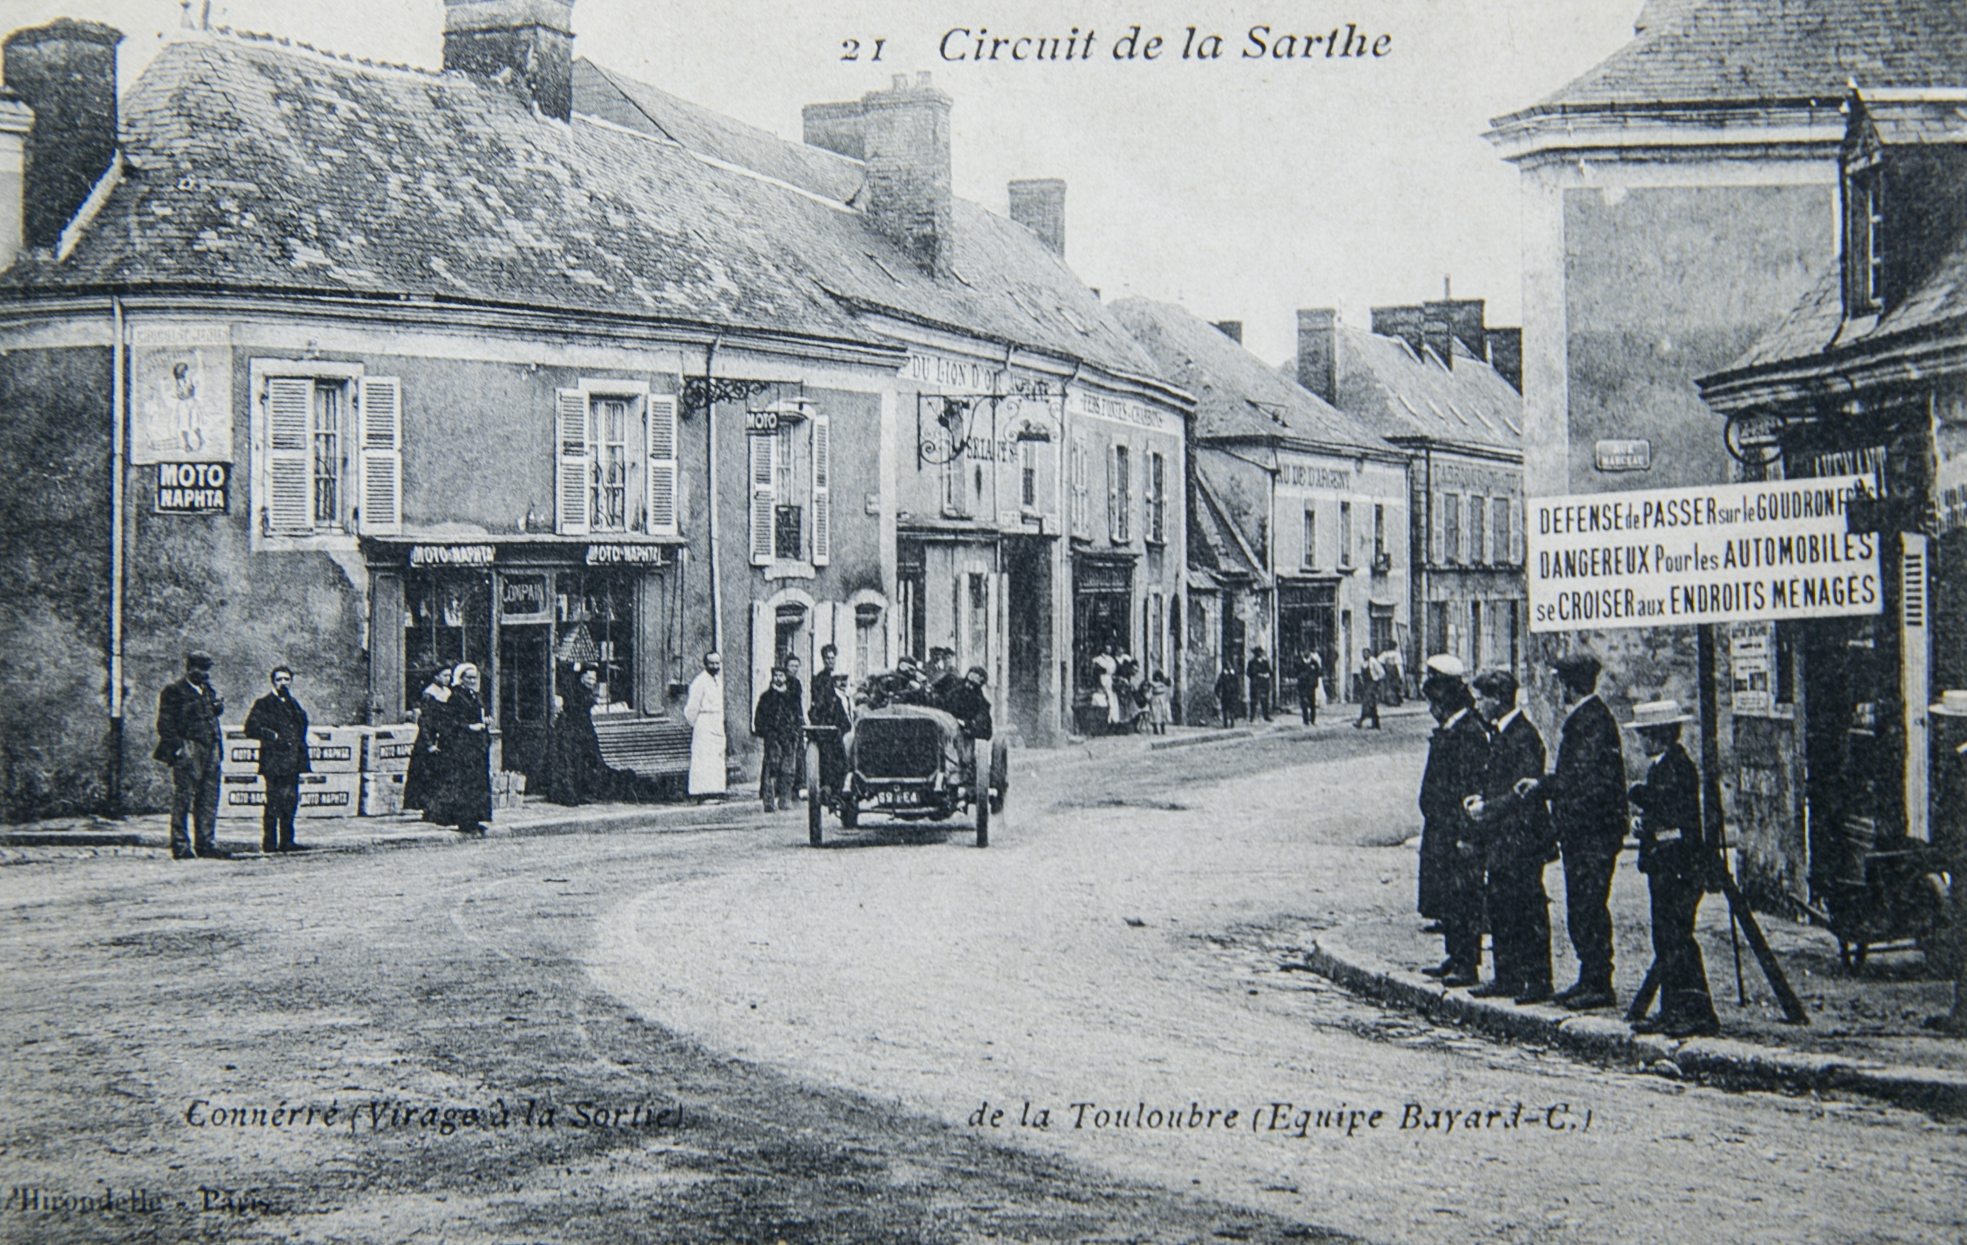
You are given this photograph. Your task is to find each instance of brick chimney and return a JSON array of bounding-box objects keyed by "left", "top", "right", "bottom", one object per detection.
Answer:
[
  {"left": 861, "top": 73, "right": 952, "bottom": 274},
  {"left": 802, "top": 100, "right": 864, "bottom": 159},
  {"left": 1424, "top": 298, "right": 1489, "bottom": 363},
  {"left": 443, "top": 0, "right": 574, "bottom": 122},
  {"left": 2, "top": 18, "right": 122, "bottom": 254},
  {"left": 0, "top": 91, "right": 31, "bottom": 270},
  {"left": 1370, "top": 305, "right": 1425, "bottom": 361},
  {"left": 1212, "top": 320, "right": 1242, "bottom": 344},
  {"left": 1295, "top": 308, "right": 1338, "bottom": 405},
  {"left": 1008, "top": 178, "right": 1064, "bottom": 256},
  {"left": 1486, "top": 327, "right": 1523, "bottom": 393}
]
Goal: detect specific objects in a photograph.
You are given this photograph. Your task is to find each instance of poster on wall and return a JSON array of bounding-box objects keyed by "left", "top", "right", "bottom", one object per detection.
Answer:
[{"left": 130, "top": 322, "right": 232, "bottom": 465}]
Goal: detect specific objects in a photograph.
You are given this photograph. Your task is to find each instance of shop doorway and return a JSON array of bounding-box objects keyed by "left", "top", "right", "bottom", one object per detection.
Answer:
[
  {"left": 499, "top": 623, "right": 552, "bottom": 781},
  {"left": 1278, "top": 582, "right": 1336, "bottom": 700},
  {"left": 1007, "top": 537, "right": 1052, "bottom": 744}
]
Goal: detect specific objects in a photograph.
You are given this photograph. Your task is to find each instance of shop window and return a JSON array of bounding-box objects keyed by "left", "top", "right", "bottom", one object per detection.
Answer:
[
  {"left": 403, "top": 573, "right": 491, "bottom": 707},
  {"left": 556, "top": 572, "right": 637, "bottom": 712},
  {"left": 261, "top": 369, "right": 400, "bottom": 538}
]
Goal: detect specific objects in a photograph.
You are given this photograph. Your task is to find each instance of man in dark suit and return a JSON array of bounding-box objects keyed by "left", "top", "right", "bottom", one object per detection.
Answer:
[
  {"left": 809, "top": 645, "right": 853, "bottom": 795},
  {"left": 1246, "top": 647, "right": 1274, "bottom": 721},
  {"left": 1417, "top": 655, "right": 1489, "bottom": 987},
  {"left": 1626, "top": 701, "right": 1721, "bottom": 1038},
  {"left": 1466, "top": 669, "right": 1555, "bottom": 1004},
  {"left": 1295, "top": 649, "right": 1323, "bottom": 725},
  {"left": 752, "top": 667, "right": 803, "bottom": 812},
  {"left": 244, "top": 665, "right": 311, "bottom": 853},
  {"left": 1516, "top": 652, "right": 1627, "bottom": 1010},
  {"left": 155, "top": 651, "right": 225, "bottom": 860}
]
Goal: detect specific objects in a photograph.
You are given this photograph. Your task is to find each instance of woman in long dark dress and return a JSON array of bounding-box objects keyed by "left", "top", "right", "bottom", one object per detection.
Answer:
[
  {"left": 402, "top": 666, "right": 451, "bottom": 818},
  {"left": 431, "top": 662, "right": 492, "bottom": 835},
  {"left": 544, "top": 664, "right": 631, "bottom": 805}
]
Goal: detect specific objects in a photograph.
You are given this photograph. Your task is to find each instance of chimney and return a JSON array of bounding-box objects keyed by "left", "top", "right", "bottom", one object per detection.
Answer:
[
  {"left": 1422, "top": 316, "right": 1454, "bottom": 369},
  {"left": 1424, "top": 297, "right": 1489, "bottom": 363},
  {"left": 802, "top": 100, "right": 865, "bottom": 159},
  {"left": 1486, "top": 327, "right": 1523, "bottom": 393},
  {"left": 858, "top": 72, "right": 952, "bottom": 275},
  {"left": 1295, "top": 308, "right": 1338, "bottom": 406},
  {"left": 1008, "top": 178, "right": 1065, "bottom": 256},
  {"left": 2, "top": 18, "right": 122, "bottom": 254},
  {"left": 442, "top": 0, "right": 574, "bottom": 123},
  {"left": 1370, "top": 305, "right": 1425, "bottom": 361},
  {"left": 1211, "top": 320, "right": 1242, "bottom": 344},
  {"left": 0, "top": 91, "right": 31, "bottom": 270}
]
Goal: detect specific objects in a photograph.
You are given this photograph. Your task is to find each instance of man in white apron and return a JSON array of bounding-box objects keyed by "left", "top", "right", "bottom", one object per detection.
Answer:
[{"left": 684, "top": 651, "right": 727, "bottom": 798}]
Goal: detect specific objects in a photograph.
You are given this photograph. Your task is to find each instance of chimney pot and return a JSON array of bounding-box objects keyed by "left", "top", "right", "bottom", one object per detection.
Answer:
[
  {"left": 1296, "top": 308, "right": 1338, "bottom": 405},
  {"left": 442, "top": 0, "right": 574, "bottom": 122},
  {"left": 3, "top": 18, "right": 122, "bottom": 254},
  {"left": 1007, "top": 178, "right": 1064, "bottom": 256}
]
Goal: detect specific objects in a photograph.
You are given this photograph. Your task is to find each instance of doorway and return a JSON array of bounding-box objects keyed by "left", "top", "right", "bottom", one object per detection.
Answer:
[{"left": 499, "top": 623, "right": 552, "bottom": 783}]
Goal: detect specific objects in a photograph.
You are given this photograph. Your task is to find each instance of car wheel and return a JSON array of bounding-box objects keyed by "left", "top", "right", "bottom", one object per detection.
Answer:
[
  {"left": 973, "top": 737, "right": 990, "bottom": 848},
  {"left": 807, "top": 743, "right": 824, "bottom": 846},
  {"left": 839, "top": 799, "right": 859, "bottom": 830}
]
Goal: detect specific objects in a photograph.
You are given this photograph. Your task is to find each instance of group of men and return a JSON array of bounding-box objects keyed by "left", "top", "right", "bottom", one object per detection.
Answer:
[
  {"left": 1415, "top": 650, "right": 1723, "bottom": 1039},
  {"left": 1215, "top": 645, "right": 1402, "bottom": 729},
  {"left": 156, "top": 652, "right": 315, "bottom": 859}
]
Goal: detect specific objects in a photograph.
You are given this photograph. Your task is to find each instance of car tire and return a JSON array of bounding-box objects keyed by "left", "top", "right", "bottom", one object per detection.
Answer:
[
  {"left": 988, "top": 737, "right": 1009, "bottom": 815},
  {"left": 974, "top": 737, "right": 990, "bottom": 848},
  {"left": 807, "top": 742, "right": 824, "bottom": 846}
]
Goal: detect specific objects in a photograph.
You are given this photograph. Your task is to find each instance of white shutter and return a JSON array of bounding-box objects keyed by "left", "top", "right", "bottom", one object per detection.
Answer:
[
  {"left": 266, "top": 376, "right": 313, "bottom": 534},
  {"left": 811, "top": 414, "right": 831, "bottom": 565},
  {"left": 1106, "top": 445, "right": 1119, "bottom": 542},
  {"left": 356, "top": 376, "right": 402, "bottom": 535},
  {"left": 646, "top": 394, "right": 678, "bottom": 536},
  {"left": 555, "top": 389, "right": 591, "bottom": 535},
  {"left": 1902, "top": 533, "right": 1930, "bottom": 842},
  {"left": 748, "top": 431, "right": 776, "bottom": 565}
]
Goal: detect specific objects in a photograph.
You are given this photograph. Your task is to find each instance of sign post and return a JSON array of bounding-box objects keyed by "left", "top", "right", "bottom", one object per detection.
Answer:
[{"left": 1526, "top": 476, "right": 1882, "bottom": 1027}]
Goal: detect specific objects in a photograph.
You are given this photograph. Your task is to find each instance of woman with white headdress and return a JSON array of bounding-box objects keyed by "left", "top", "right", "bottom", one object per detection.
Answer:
[
  {"left": 430, "top": 663, "right": 492, "bottom": 835},
  {"left": 403, "top": 665, "right": 452, "bottom": 819}
]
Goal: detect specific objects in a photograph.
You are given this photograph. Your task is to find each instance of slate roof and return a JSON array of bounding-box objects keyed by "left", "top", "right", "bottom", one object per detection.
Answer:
[
  {"left": 1274, "top": 326, "right": 1523, "bottom": 457},
  {"left": 1107, "top": 297, "right": 1394, "bottom": 453},
  {"left": 1497, "top": 0, "right": 1967, "bottom": 120},
  {"left": 1187, "top": 472, "right": 1268, "bottom": 587},
  {"left": 3, "top": 32, "right": 1171, "bottom": 385}
]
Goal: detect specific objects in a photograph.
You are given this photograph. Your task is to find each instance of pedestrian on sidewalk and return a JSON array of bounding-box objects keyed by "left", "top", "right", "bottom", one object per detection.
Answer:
[
  {"left": 752, "top": 667, "right": 802, "bottom": 812},
  {"left": 402, "top": 666, "right": 451, "bottom": 819},
  {"left": 1214, "top": 661, "right": 1244, "bottom": 728},
  {"left": 1465, "top": 669, "right": 1554, "bottom": 1004},
  {"left": 429, "top": 663, "right": 491, "bottom": 836},
  {"left": 1417, "top": 655, "right": 1488, "bottom": 987},
  {"left": 1144, "top": 668, "right": 1172, "bottom": 735},
  {"left": 1354, "top": 648, "right": 1383, "bottom": 729},
  {"left": 1246, "top": 647, "right": 1274, "bottom": 721},
  {"left": 809, "top": 645, "right": 853, "bottom": 795},
  {"left": 155, "top": 651, "right": 226, "bottom": 860},
  {"left": 684, "top": 652, "right": 728, "bottom": 800},
  {"left": 543, "top": 664, "right": 634, "bottom": 806},
  {"left": 243, "top": 665, "right": 310, "bottom": 853},
  {"left": 1516, "top": 651, "right": 1627, "bottom": 1011},
  {"left": 1625, "top": 701, "right": 1722, "bottom": 1038},
  {"left": 1296, "top": 649, "right": 1323, "bottom": 725}
]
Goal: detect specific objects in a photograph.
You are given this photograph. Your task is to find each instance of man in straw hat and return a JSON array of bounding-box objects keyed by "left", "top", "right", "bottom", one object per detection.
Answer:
[
  {"left": 1515, "top": 651, "right": 1626, "bottom": 1011},
  {"left": 1624, "top": 699, "right": 1720, "bottom": 1038},
  {"left": 1417, "top": 654, "right": 1488, "bottom": 987}
]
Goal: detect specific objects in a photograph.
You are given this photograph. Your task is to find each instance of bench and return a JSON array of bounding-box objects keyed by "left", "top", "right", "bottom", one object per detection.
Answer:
[{"left": 592, "top": 717, "right": 695, "bottom": 779}]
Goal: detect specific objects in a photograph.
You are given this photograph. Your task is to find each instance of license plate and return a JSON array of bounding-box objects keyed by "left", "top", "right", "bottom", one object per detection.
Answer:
[{"left": 877, "top": 790, "right": 921, "bottom": 807}]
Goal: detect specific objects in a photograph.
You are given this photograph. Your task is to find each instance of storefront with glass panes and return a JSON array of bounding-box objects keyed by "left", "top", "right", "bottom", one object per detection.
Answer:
[{"left": 369, "top": 539, "right": 685, "bottom": 785}]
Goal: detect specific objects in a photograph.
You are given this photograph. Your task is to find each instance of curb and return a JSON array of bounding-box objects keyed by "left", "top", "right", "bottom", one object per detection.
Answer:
[{"left": 1305, "top": 935, "right": 1967, "bottom": 1116}]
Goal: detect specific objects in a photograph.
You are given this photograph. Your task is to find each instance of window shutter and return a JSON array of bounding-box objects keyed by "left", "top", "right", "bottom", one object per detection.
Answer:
[
  {"left": 748, "top": 431, "right": 776, "bottom": 565},
  {"left": 1106, "top": 445, "right": 1119, "bottom": 542},
  {"left": 355, "top": 376, "right": 403, "bottom": 535},
  {"left": 1509, "top": 498, "right": 1522, "bottom": 565},
  {"left": 555, "top": 389, "right": 591, "bottom": 535},
  {"left": 646, "top": 394, "right": 678, "bottom": 536},
  {"left": 266, "top": 376, "right": 313, "bottom": 534},
  {"left": 811, "top": 413, "right": 831, "bottom": 565}
]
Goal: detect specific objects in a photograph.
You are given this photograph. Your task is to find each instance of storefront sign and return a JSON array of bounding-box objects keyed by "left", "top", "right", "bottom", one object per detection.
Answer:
[
  {"left": 745, "top": 410, "right": 779, "bottom": 433},
  {"left": 1278, "top": 461, "right": 1354, "bottom": 491},
  {"left": 1527, "top": 475, "right": 1882, "bottom": 632},
  {"left": 1069, "top": 391, "right": 1173, "bottom": 434},
  {"left": 131, "top": 322, "right": 233, "bottom": 465},
  {"left": 409, "top": 544, "right": 496, "bottom": 568},
  {"left": 1594, "top": 439, "right": 1651, "bottom": 472},
  {"left": 152, "top": 461, "right": 230, "bottom": 514},
  {"left": 585, "top": 543, "right": 666, "bottom": 566},
  {"left": 499, "top": 573, "right": 549, "bottom": 621},
  {"left": 900, "top": 352, "right": 1003, "bottom": 392}
]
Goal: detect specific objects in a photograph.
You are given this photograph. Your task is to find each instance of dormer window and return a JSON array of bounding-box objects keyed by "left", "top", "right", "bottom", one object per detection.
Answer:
[{"left": 1848, "top": 165, "right": 1885, "bottom": 314}]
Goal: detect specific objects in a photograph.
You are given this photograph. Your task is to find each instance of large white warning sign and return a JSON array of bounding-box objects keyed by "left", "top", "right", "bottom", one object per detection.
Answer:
[{"left": 1527, "top": 475, "right": 1882, "bottom": 632}]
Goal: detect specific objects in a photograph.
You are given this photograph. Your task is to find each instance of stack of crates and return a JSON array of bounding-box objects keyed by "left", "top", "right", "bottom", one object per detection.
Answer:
[
  {"left": 360, "top": 724, "right": 418, "bottom": 816},
  {"left": 217, "top": 726, "right": 362, "bottom": 818},
  {"left": 491, "top": 770, "right": 528, "bottom": 811}
]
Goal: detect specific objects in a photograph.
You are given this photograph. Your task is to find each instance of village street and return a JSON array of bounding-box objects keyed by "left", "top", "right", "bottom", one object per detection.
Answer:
[{"left": 4, "top": 719, "right": 1963, "bottom": 1244}]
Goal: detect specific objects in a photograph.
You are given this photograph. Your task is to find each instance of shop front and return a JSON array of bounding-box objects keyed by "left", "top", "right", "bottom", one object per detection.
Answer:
[{"left": 370, "top": 538, "right": 689, "bottom": 787}]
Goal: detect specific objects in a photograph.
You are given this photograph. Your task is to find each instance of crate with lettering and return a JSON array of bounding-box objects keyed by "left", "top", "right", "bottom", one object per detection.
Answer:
[
  {"left": 216, "top": 771, "right": 359, "bottom": 818},
  {"left": 362, "top": 724, "right": 419, "bottom": 773},
  {"left": 360, "top": 771, "right": 408, "bottom": 816},
  {"left": 220, "top": 726, "right": 362, "bottom": 774}
]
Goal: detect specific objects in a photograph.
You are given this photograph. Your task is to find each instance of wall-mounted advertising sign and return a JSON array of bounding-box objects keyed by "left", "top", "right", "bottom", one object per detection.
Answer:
[
  {"left": 408, "top": 544, "right": 496, "bottom": 568},
  {"left": 1527, "top": 475, "right": 1881, "bottom": 632},
  {"left": 153, "top": 461, "right": 231, "bottom": 514}
]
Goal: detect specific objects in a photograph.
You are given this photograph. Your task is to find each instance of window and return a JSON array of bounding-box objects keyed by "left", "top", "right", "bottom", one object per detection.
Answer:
[
  {"left": 1020, "top": 440, "right": 1038, "bottom": 511},
  {"left": 1150, "top": 590, "right": 1165, "bottom": 675},
  {"left": 1302, "top": 507, "right": 1317, "bottom": 568},
  {"left": 592, "top": 397, "right": 631, "bottom": 531},
  {"left": 556, "top": 571, "right": 637, "bottom": 711},
  {"left": 1339, "top": 501, "right": 1354, "bottom": 568},
  {"left": 262, "top": 368, "right": 399, "bottom": 538},
  {"left": 744, "top": 411, "right": 826, "bottom": 564},
  {"left": 1469, "top": 494, "right": 1486, "bottom": 565},
  {"left": 1109, "top": 443, "right": 1131, "bottom": 543},
  {"left": 1373, "top": 504, "right": 1386, "bottom": 558},
  {"left": 1146, "top": 450, "right": 1166, "bottom": 544},
  {"left": 1850, "top": 167, "right": 1884, "bottom": 312},
  {"left": 1369, "top": 602, "right": 1395, "bottom": 655},
  {"left": 1492, "top": 497, "right": 1511, "bottom": 565},
  {"left": 1443, "top": 493, "right": 1461, "bottom": 564},
  {"left": 557, "top": 385, "right": 669, "bottom": 538}
]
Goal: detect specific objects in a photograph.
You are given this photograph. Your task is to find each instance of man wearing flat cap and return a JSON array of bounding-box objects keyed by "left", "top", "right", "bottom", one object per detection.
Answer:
[
  {"left": 155, "top": 651, "right": 226, "bottom": 860},
  {"left": 1466, "top": 669, "right": 1556, "bottom": 1004},
  {"left": 1417, "top": 655, "right": 1489, "bottom": 986},
  {"left": 1515, "top": 651, "right": 1626, "bottom": 1010}
]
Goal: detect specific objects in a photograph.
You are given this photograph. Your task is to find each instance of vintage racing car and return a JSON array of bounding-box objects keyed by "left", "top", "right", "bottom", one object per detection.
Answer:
[{"left": 805, "top": 705, "right": 1008, "bottom": 847}]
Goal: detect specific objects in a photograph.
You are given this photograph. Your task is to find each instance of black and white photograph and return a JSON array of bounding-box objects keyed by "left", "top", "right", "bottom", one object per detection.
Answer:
[{"left": 2, "top": 0, "right": 1965, "bottom": 1240}]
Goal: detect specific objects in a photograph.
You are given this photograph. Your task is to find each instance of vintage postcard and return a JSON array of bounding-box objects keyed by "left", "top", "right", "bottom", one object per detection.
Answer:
[{"left": 1, "top": 1, "right": 1963, "bottom": 1241}]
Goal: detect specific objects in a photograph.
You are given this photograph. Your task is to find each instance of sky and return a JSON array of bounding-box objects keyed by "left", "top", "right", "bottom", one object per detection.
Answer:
[{"left": 5, "top": 0, "right": 1645, "bottom": 364}]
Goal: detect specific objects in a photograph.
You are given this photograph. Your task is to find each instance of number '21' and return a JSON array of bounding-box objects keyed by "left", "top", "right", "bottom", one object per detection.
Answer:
[{"left": 841, "top": 38, "right": 886, "bottom": 61}]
